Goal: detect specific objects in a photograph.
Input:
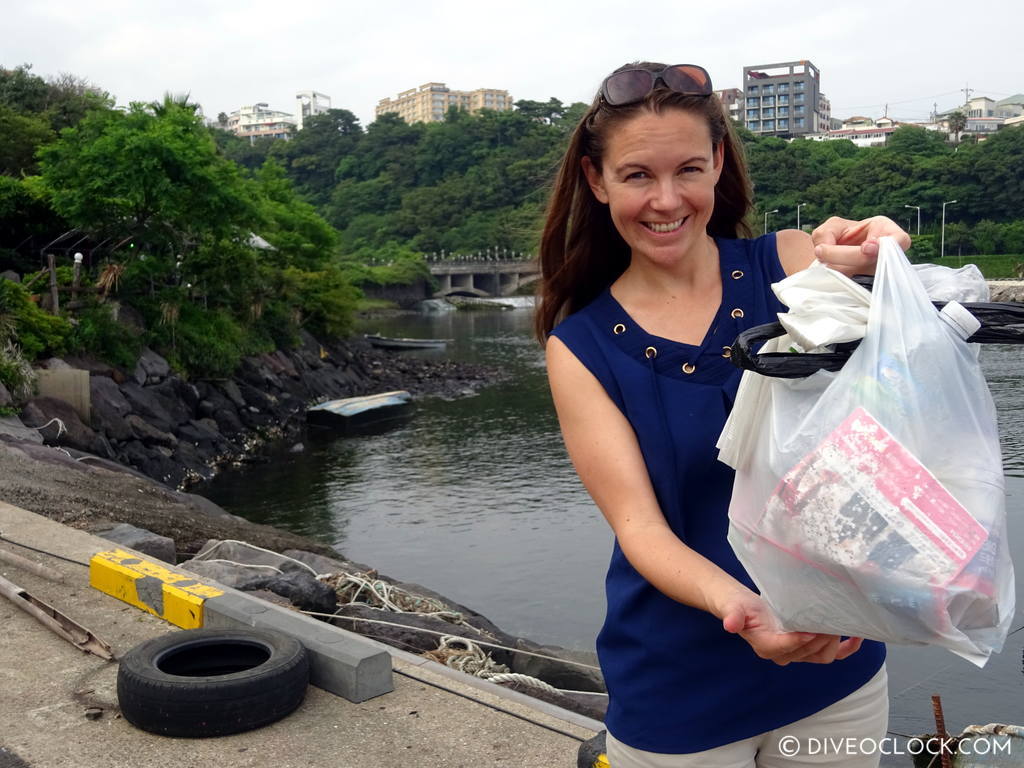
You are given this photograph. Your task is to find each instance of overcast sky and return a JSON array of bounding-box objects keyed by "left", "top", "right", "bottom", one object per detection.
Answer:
[{"left": 5, "top": 0, "right": 1022, "bottom": 128}]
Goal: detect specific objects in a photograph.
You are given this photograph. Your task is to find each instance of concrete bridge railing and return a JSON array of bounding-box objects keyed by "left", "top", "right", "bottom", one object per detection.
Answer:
[{"left": 428, "top": 260, "right": 539, "bottom": 298}]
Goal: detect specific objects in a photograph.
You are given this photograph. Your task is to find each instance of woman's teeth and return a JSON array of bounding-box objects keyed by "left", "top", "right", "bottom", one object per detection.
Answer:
[{"left": 644, "top": 217, "right": 685, "bottom": 233}]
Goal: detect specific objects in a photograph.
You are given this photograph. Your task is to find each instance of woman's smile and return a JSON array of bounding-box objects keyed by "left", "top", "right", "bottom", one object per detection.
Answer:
[{"left": 642, "top": 216, "right": 688, "bottom": 234}]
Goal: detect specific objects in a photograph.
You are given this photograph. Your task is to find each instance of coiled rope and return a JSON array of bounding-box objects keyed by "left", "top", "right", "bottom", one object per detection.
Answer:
[
  {"left": 423, "top": 635, "right": 560, "bottom": 695},
  {"left": 323, "top": 570, "right": 477, "bottom": 630}
]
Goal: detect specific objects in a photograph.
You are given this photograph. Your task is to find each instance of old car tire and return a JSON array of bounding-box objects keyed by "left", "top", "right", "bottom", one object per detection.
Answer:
[{"left": 117, "top": 628, "right": 309, "bottom": 737}]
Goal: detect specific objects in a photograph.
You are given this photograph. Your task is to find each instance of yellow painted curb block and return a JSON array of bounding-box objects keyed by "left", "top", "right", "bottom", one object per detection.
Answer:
[{"left": 89, "top": 549, "right": 224, "bottom": 629}]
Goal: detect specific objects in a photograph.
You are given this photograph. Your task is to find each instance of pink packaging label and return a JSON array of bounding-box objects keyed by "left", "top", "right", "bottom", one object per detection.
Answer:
[{"left": 765, "top": 407, "right": 988, "bottom": 586}]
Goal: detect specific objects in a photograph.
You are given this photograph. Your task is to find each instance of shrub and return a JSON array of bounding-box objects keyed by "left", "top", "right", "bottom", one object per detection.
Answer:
[
  {"left": 0, "top": 341, "right": 37, "bottom": 401},
  {"left": 909, "top": 234, "right": 937, "bottom": 262},
  {"left": 148, "top": 303, "right": 248, "bottom": 379},
  {"left": 68, "top": 304, "right": 142, "bottom": 369},
  {"left": 0, "top": 278, "right": 71, "bottom": 359}
]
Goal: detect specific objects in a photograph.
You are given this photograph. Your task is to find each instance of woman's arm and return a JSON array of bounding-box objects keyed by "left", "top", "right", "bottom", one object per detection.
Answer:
[
  {"left": 777, "top": 215, "right": 913, "bottom": 276},
  {"left": 546, "top": 336, "right": 862, "bottom": 665}
]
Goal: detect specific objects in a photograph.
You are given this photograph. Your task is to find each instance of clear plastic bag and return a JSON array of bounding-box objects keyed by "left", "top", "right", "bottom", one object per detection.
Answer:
[{"left": 717, "top": 238, "right": 1015, "bottom": 666}]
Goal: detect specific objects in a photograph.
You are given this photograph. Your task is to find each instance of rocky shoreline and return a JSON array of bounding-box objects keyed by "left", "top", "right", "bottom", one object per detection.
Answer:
[{"left": 6, "top": 329, "right": 497, "bottom": 490}]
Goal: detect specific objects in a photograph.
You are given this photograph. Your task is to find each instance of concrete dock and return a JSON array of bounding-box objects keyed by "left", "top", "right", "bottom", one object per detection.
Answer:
[{"left": 0, "top": 502, "right": 600, "bottom": 767}]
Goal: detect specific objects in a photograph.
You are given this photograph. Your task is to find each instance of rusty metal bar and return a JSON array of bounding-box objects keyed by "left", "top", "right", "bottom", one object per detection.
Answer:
[
  {"left": 0, "top": 547, "right": 65, "bottom": 582},
  {"left": 932, "top": 694, "right": 953, "bottom": 768},
  {"left": 0, "top": 574, "right": 113, "bottom": 660}
]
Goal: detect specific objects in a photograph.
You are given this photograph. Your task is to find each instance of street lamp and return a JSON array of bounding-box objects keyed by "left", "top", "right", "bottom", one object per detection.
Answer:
[
  {"left": 764, "top": 208, "right": 779, "bottom": 234},
  {"left": 904, "top": 204, "right": 921, "bottom": 235},
  {"left": 796, "top": 203, "right": 807, "bottom": 231},
  {"left": 940, "top": 199, "right": 958, "bottom": 259}
]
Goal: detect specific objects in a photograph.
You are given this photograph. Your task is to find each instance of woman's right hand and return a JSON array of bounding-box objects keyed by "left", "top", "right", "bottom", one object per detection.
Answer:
[{"left": 719, "top": 588, "right": 864, "bottom": 666}]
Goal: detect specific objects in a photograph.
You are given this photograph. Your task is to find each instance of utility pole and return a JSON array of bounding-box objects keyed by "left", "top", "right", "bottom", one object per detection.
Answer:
[{"left": 962, "top": 84, "right": 973, "bottom": 107}]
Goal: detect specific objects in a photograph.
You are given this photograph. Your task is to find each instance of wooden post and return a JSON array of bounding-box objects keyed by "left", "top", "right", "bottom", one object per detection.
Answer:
[{"left": 47, "top": 253, "right": 60, "bottom": 314}]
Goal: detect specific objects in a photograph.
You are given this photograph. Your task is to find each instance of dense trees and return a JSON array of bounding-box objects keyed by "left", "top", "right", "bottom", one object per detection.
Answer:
[
  {"left": 746, "top": 124, "right": 1024, "bottom": 247},
  {"left": 1, "top": 60, "right": 1023, "bottom": 387}
]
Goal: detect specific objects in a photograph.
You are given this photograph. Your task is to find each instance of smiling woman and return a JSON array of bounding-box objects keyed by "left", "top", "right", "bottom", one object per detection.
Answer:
[{"left": 536, "top": 61, "right": 911, "bottom": 767}]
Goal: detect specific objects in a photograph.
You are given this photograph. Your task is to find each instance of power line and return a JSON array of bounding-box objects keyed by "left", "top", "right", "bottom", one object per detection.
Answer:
[{"left": 831, "top": 89, "right": 963, "bottom": 112}]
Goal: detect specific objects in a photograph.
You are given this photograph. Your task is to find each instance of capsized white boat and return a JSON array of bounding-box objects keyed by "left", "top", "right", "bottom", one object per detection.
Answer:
[
  {"left": 307, "top": 390, "right": 413, "bottom": 430},
  {"left": 365, "top": 334, "right": 450, "bottom": 350}
]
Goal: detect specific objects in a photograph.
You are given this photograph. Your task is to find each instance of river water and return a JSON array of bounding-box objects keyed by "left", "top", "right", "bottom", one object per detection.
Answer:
[{"left": 202, "top": 304, "right": 1024, "bottom": 744}]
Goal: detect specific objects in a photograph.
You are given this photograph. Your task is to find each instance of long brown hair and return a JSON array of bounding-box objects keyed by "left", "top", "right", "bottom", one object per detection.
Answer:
[{"left": 534, "top": 62, "right": 753, "bottom": 342}]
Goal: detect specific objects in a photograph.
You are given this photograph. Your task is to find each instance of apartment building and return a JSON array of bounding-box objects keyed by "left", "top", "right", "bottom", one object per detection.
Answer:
[
  {"left": 742, "top": 60, "right": 829, "bottom": 138},
  {"left": 227, "top": 103, "right": 296, "bottom": 143},
  {"left": 295, "top": 91, "right": 331, "bottom": 130},
  {"left": 713, "top": 88, "right": 744, "bottom": 124},
  {"left": 375, "top": 82, "right": 512, "bottom": 124}
]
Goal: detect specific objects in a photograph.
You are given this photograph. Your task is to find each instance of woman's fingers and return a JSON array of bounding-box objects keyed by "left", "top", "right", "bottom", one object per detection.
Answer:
[{"left": 834, "top": 636, "right": 864, "bottom": 660}]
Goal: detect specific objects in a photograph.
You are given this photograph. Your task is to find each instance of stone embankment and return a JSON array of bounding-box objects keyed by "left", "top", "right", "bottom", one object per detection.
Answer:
[
  {"left": 5, "top": 330, "right": 496, "bottom": 490},
  {"left": 987, "top": 280, "right": 1024, "bottom": 302}
]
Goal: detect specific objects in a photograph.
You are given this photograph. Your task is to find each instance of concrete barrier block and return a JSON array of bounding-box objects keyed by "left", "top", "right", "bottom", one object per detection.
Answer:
[{"left": 204, "top": 592, "right": 393, "bottom": 702}]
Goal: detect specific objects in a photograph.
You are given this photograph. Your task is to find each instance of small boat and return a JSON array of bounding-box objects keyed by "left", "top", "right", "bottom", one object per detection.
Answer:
[
  {"left": 307, "top": 391, "right": 413, "bottom": 431},
  {"left": 365, "top": 334, "right": 450, "bottom": 350}
]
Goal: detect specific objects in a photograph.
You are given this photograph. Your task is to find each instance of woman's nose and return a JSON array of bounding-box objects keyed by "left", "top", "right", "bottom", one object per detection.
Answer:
[{"left": 651, "top": 178, "right": 681, "bottom": 209}]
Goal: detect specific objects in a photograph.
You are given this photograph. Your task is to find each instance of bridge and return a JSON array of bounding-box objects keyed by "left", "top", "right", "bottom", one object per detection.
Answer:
[{"left": 427, "top": 259, "right": 540, "bottom": 298}]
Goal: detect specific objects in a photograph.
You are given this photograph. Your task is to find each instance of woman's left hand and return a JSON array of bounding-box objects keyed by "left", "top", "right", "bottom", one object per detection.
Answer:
[{"left": 811, "top": 216, "right": 912, "bottom": 277}]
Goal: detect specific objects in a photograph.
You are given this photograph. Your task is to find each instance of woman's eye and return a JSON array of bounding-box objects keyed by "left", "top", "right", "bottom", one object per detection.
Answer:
[
  {"left": 680, "top": 166, "right": 701, "bottom": 174},
  {"left": 625, "top": 171, "right": 648, "bottom": 180}
]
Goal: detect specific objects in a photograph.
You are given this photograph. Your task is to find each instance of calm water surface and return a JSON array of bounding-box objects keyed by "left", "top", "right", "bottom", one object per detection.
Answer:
[{"left": 202, "top": 307, "right": 1024, "bottom": 742}]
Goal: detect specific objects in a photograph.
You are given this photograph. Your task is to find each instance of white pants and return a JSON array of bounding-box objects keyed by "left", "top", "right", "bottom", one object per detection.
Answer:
[{"left": 606, "top": 666, "right": 888, "bottom": 768}]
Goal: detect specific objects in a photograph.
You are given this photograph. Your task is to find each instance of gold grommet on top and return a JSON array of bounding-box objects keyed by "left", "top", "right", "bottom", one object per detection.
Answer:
[
  {"left": 682, "top": 362, "right": 696, "bottom": 374},
  {"left": 613, "top": 323, "right": 626, "bottom": 335},
  {"left": 644, "top": 346, "right": 658, "bottom": 359},
  {"left": 721, "top": 346, "right": 732, "bottom": 359},
  {"left": 731, "top": 308, "right": 745, "bottom": 319},
  {"left": 731, "top": 270, "right": 744, "bottom": 279}
]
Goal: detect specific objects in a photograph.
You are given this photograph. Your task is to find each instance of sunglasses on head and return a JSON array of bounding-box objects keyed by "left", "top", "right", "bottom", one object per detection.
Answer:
[{"left": 600, "top": 64, "right": 713, "bottom": 106}]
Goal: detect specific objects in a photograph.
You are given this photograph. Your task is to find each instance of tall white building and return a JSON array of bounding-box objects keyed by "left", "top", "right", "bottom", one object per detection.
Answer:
[
  {"left": 295, "top": 91, "right": 331, "bottom": 130},
  {"left": 227, "top": 103, "right": 295, "bottom": 143}
]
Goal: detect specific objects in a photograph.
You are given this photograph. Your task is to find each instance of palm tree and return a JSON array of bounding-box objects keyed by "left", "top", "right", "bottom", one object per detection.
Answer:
[
  {"left": 948, "top": 110, "right": 967, "bottom": 144},
  {"left": 149, "top": 91, "right": 199, "bottom": 117}
]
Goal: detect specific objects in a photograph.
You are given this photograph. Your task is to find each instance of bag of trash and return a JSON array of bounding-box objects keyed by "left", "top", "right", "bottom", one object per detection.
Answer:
[{"left": 717, "top": 237, "right": 1015, "bottom": 666}]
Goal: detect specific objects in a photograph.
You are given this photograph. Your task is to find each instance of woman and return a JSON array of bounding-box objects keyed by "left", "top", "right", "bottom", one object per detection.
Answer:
[{"left": 538, "top": 62, "right": 911, "bottom": 767}]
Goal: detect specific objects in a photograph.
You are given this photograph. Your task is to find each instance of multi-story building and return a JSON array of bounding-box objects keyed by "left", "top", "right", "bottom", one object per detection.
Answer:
[
  {"left": 742, "top": 60, "right": 827, "bottom": 138},
  {"left": 935, "top": 93, "right": 1024, "bottom": 140},
  {"left": 375, "top": 82, "right": 512, "bottom": 124},
  {"left": 815, "top": 94, "right": 831, "bottom": 133},
  {"left": 295, "top": 91, "right": 331, "bottom": 130},
  {"left": 227, "top": 103, "right": 296, "bottom": 143},
  {"left": 713, "top": 88, "right": 744, "bottom": 124}
]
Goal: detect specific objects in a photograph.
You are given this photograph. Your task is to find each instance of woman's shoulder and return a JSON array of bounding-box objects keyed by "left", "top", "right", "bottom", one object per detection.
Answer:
[
  {"left": 718, "top": 230, "right": 813, "bottom": 270},
  {"left": 717, "top": 234, "right": 787, "bottom": 283},
  {"left": 549, "top": 287, "right": 612, "bottom": 342},
  {"left": 774, "top": 229, "right": 815, "bottom": 275}
]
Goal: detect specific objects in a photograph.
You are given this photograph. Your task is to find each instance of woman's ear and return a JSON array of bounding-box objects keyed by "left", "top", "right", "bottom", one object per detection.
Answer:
[
  {"left": 581, "top": 156, "right": 609, "bottom": 204},
  {"left": 711, "top": 142, "right": 725, "bottom": 185}
]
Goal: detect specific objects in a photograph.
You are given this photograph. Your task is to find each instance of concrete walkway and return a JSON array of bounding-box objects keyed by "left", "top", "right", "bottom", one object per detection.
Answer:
[{"left": 0, "top": 502, "right": 600, "bottom": 767}]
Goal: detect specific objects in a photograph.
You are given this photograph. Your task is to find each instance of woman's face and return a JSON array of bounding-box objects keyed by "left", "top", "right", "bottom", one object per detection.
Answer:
[{"left": 583, "top": 107, "right": 723, "bottom": 268}]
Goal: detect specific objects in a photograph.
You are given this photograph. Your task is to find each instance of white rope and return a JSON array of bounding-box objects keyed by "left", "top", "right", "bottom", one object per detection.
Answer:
[
  {"left": 186, "top": 558, "right": 283, "bottom": 574},
  {"left": 195, "top": 539, "right": 320, "bottom": 577},
  {"left": 303, "top": 609, "right": 602, "bottom": 671},
  {"left": 484, "top": 672, "right": 560, "bottom": 695},
  {"left": 424, "top": 635, "right": 561, "bottom": 695},
  {"left": 325, "top": 571, "right": 472, "bottom": 628},
  {"left": 33, "top": 417, "right": 67, "bottom": 438}
]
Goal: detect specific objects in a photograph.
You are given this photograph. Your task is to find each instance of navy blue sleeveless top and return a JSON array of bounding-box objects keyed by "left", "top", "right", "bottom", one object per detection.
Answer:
[{"left": 550, "top": 234, "right": 885, "bottom": 753}]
